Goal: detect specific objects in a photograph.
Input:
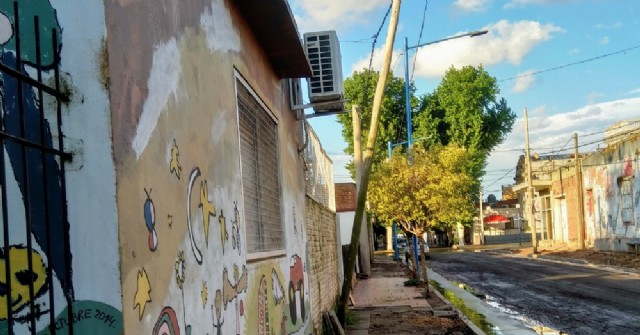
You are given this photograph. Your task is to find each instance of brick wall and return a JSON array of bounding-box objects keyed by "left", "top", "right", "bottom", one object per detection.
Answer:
[
  {"left": 305, "top": 195, "right": 340, "bottom": 331},
  {"left": 335, "top": 183, "right": 357, "bottom": 212}
]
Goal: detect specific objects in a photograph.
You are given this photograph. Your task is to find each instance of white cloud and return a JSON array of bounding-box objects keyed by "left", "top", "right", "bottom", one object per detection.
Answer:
[
  {"left": 586, "top": 91, "right": 604, "bottom": 104},
  {"left": 596, "top": 22, "right": 622, "bottom": 30},
  {"left": 485, "top": 97, "right": 640, "bottom": 186},
  {"left": 529, "top": 105, "right": 547, "bottom": 116},
  {"left": 291, "top": 0, "right": 389, "bottom": 32},
  {"left": 410, "top": 20, "right": 562, "bottom": 78},
  {"left": 515, "top": 98, "right": 640, "bottom": 148},
  {"left": 350, "top": 44, "right": 403, "bottom": 75},
  {"left": 569, "top": 48, "right": 580, "bottom": 54},
  {"left": 454, "top": 0, "right": 491, "bottom": 12},
  {"left": 512, "top": 70, "right": 536, "bottom": 93},
  {"left": 598, "top": 36, "right": 610, "bottom": 45},
  {"left": 504, "top": 0, "right": 574, "bottom": 9},
  {"left": 625, "top": 88, "right": 640, "bottom": 96}
]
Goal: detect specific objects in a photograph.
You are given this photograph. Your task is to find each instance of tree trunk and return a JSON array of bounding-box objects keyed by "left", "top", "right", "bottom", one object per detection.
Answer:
[
  {"left": 408, "top": 236, "right": 417, "bottom": 278},
  {"left": 336, "top": 0, "right": 401, "bottom": 325},
  {"left": 418, "top": 235, "right": 430, "bottom": 296},
  {"left": 446, "top": 227, "right": 454, "bottom": 247}
]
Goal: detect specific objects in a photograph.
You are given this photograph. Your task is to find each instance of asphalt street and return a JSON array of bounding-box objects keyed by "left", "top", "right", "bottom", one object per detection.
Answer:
[{"left": 428, "top": 251, "right": 640, "bottom": 335}]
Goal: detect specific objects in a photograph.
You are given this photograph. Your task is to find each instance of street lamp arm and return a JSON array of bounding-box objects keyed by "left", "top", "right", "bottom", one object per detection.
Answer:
[{"left": 408, "top": 30, "right": 488, "bottom": 50}]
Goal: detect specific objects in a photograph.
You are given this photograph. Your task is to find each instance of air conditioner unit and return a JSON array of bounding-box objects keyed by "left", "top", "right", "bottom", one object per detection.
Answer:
[{"left": 303, "top": 30, "right": 344, "bottom": 112}]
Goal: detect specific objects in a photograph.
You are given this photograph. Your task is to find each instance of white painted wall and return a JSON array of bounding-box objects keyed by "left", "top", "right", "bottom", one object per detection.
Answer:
[
  {"left": 53, "top": 0, "right": 121, "bottom": 308},
  {"left": 337, "top": 211, "right": 355, "bottom": 245}
]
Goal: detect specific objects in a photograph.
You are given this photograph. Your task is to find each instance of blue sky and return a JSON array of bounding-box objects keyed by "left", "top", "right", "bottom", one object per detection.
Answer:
[{"left": 291, "top": 0, "right": 640, "bottom": 199}]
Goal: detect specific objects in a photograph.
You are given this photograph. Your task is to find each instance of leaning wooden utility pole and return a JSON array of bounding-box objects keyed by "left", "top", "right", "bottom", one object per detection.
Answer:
[
  {"left": 353, "top": 105, "right": 371, "bottom": 276},
  {"left": 573, "top": 133, "right": 585, "bottom": 249},
  {"left": 337, "top": 0, "right": 401, "bottom": 324},
  {"left": 523, "top": 108, "right": 537, "bottom": 253},
  {"left": 479, "top": 189, "right": 485, "bottom": 244}
]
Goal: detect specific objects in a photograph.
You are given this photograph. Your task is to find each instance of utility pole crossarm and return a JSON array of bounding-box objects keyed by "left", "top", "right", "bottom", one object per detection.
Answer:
[{"left": 407, "top": 30, "right": 488, "bottom": 49}]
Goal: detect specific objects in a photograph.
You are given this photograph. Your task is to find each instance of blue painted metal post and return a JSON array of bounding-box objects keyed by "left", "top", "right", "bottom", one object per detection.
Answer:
[
  {"left": 389, "top": 140, "right": 400, "bottom": 260},
  {"left": 392, "top": 222, "right": 399, "bottom": 260},
  {"left": 413, "top": 235, "right": 419, "bottom": 269}
]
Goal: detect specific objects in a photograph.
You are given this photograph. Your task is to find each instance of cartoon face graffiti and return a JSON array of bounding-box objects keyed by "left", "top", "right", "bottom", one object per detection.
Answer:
[{"left": 0, "top": 245, "right": 48, "bottom": 322}]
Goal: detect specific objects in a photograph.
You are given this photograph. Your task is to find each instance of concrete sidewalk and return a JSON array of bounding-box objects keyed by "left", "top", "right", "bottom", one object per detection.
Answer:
[
  {"left": 344, "top": 256, "right": 435, "bottom": 335},
  {"left": 344, "top": 254, "right": 537, "bottom": 335}
]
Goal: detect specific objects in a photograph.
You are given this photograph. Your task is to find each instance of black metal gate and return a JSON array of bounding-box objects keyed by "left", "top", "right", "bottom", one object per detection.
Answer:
[{"left": 1, "top": 2, "right": 73, "bottom": 334}]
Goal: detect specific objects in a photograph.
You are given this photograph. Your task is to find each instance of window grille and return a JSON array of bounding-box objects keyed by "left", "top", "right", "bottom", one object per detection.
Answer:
[
  {"left": 620, "top": 178, "right": 634, "bottom": 225},
  {"left": 236, "top": 78, "right": 284, "bottom": 254}
]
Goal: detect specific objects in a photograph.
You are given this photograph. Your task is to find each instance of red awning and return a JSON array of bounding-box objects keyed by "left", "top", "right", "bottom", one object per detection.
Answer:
[{"left": 483, "top": 214, "right": 511, "bottom": 224}]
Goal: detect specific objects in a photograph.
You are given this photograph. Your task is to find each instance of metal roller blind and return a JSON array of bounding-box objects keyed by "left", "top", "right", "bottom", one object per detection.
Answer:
[{"left": 237, "top": 79, "right": 284, "bottom": 253}]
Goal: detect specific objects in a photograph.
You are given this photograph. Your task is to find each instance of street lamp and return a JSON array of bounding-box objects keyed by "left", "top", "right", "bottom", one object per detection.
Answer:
[{"left": 403, "top": 30, "right": 488, "bottom": 153}]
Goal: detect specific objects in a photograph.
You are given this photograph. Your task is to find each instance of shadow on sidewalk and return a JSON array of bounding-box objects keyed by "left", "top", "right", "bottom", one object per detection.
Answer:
[{"left": 344, "top": 254, "right": 477, "bottom": 335}]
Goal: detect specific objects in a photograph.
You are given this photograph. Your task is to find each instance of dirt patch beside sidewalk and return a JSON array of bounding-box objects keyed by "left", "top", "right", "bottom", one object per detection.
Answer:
[
  {"left": 368, "top": 310, "right": 475, "bottom": 335},
  {"left": 495, "top": 247, "right": 640, "bottom": 271},
  {"left": 542, "top": 249, "right": 640, "bottom": 270}
]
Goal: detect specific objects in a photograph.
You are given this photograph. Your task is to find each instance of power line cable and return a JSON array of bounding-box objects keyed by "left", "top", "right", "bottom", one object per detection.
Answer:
[
  {"left": 533, "top": 136, "right": 574, "bottom": 157},
  {"left": 392, "top": 52, "right": 403, "bottom": 73},
  {"left": 367, "top": 2, "right": 392, "bottom": 72},
  {"left": 361, "top": 2, "right": 393, "bottom": 107},
  {"left": 493, "top": 122, "right": 640, "bottom": 155},
  {"left": 341, "top": 39, "right": 374, "bottom": 44},
  {"left": 580, "top": 120, "right": 640, "bottom": 138},
  {"left": 499, "top": 43, "right": 640, "bottom": 82},
  {"left": 483, "top": 166, "right": 517, "bottom": 189},
  {"left": 410, "top": 0, "right": 429, "bottom": 83}
]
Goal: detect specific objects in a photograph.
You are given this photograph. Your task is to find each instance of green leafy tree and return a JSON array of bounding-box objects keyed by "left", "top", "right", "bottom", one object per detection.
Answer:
[
  {"left": 337, "top": 68, "right": 418, "bottom": 175},
  {"left": 368, "top": 145, "right": 475, "bottom": 289},
  {"left": 413, "top": 65, "right": 516, "bottom": 184}
]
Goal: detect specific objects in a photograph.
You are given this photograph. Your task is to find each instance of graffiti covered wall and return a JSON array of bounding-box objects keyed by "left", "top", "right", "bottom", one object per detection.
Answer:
[
  {"left": 582, "top": 135, "right": 640, "bottom": 251},
  {"left": 105, "top": 0, "right": 315, "bottom": 333},
  {"left": 0, "top": 0, "right": 122, "bottom": 333}
]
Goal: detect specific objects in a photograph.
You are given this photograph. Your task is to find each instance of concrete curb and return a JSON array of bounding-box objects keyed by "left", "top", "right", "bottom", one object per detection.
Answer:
[
  {"left": 428, "top": 283, "right": 487, "bottom": 335},
  {"left": 428, "top": 269, "right": 537, "bottom": 335}
]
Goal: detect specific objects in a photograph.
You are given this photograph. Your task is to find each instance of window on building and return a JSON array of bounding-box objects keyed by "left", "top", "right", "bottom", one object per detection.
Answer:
[
  {"left": 236, "top": 77, "right": 285, "bottom": 256},
  {"left": 620, "top": 178, "right": 634, "bottom": 225}
]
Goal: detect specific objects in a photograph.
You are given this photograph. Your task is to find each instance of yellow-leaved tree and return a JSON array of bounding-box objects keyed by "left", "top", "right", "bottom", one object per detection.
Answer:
[{"left": 368, "top": 144, "right": 475, "bottom": 292}]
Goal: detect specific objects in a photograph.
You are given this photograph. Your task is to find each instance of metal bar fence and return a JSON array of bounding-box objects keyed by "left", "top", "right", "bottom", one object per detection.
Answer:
[{"left": 1, "top": 3, "right": 71, "bottom": 333}]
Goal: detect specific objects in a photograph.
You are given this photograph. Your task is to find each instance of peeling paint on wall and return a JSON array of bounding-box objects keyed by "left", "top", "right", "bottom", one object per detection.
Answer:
[
  {"left": 583, "top": 149, "right": 640, "bottom": 247},
  {"left": 132, "top": 38, "right": 183, "bottom": 159},
  {"left": 200, "top": 0, "right": 241, "bottom": 53}
]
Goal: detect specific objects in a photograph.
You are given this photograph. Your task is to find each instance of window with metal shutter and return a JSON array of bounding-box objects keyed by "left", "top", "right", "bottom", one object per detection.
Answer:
[{"left": 237, "top": 78, "right": 285, "bottom": 254}]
